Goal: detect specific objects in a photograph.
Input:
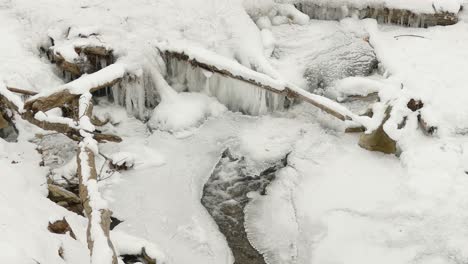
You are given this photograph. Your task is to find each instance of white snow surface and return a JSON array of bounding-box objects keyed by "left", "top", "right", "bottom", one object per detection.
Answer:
[{"left": 2, "top": 1, "right": 468, "bottom": 264}]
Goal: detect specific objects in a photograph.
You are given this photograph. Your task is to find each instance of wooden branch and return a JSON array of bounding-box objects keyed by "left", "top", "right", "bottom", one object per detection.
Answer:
[
  {"left": 53, "top": 52, "right": 82, "bottom": 76},
  {"left": 91, "top": 116, "right": 110, "bottom": 127},
  {"left": 162, "top": 50, "right": 354, "bottom": 122},
  {"left": 77, "top": 145, "right": 118, "bottom": 264},
  {"left": 6, "top": 86, "right": 38, "bottom": 96},
  {"left": 77, "top": 97, "right": 118, "bottom": 264},
  {"left": 24, "top": 70, "right": 123, "bottom": 113},
  {"left": 76, "top": 46, "right": 113, "bottom": 57},
  {"left": 0, "top": 94, "right": 121, "bottom": 142}
]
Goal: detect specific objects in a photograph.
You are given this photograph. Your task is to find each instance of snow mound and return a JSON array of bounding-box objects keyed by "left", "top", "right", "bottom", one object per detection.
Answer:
[
  {"left": 326, "top": 76, "right": 386, "bottom": 101},
  {"left": 148, "top": 92, "right": 227, "bottom": 135},
  {"left": 239, "top": 117, "right": 304, "bottom": 164}
]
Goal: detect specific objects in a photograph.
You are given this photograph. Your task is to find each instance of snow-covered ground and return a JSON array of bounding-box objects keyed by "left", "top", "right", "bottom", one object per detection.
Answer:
[{"left": 2, "top": 0, "right": 468, "bottom": 264}]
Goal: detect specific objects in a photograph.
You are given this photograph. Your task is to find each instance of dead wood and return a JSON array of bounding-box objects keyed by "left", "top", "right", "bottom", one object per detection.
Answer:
[
  {"left": 77, "top": 144, "right": 118, "bottom": 264},
  {"left": 77, "top": 98, "right": 118, "bottom": 264},
  {"left": 53, "top": 52, "right": 82, "bottom": 76},
  {"left": 91, "top": 116, "right": 110, "bottom": 126},
  {"left": 24, "top": 76, "right": 121, "bottom": 113},
  {"left": 48, "top": 217, "right": 77, "bottom": 239},
  {"left": 162, "top": 50, "right": 353, "bottom": 121},
  {"left": 0, "top": 93, "right": 121, "bottom": 142},
  {"left": 76, "top": 46, "right": 113, "bottom": 57},
  {"left": 6, "top": 86, "right": 38, "bottom": 96}
]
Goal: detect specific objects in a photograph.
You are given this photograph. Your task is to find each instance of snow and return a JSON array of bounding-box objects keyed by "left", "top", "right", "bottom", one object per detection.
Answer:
[
  {"left": 256, "top": 16, "right": 273, "bottom": 29},
  {"left": 364, "top": 18, "right": 468, "bottom": 135},
  {"left": 0, "top": 132, "right": 90, "bottom": 264},
  {"left": 3, "top": 1, "right": 468, "bottom": 264},
  {"left": 260, "top": 29, "right": 276, "bottom": 57},
  {"left": 326, "top": 76, "right": 386, "bottom": 101},
  {"left": 148, "top": 91, "right": 227, "bottom": 135},
  {"left": 112, "top": 230, "right": 167, "bottom": 263},
  {"left": 0, "top": 9, "right": 63, "bottom": 93}
]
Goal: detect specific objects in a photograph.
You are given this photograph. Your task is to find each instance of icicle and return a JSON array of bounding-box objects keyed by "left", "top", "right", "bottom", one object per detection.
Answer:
[
  {"left": 164, "top": 57, "right": 285, "bottom": 115},
  {"left": 295, "top": 2, "right": 457, "bottom": 28}
]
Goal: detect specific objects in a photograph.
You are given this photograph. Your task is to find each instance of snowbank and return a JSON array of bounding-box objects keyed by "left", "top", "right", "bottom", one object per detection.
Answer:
[{"left": 148, "top": 92, "right": 227, "bottom": 135}]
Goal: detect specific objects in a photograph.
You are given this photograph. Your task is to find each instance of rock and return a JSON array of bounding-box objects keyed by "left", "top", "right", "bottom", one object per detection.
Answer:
[
  {"left": 48, "top": 184, "right": 84, "bottom": 215},
  {"left": 303, "top": 32, "right": 378, "bottom": 92},
  {"left": 0, "top": 113, "right": 8, "bottom": 129},
  {"left": 358, "top": 107, "right": 397, "bottom": 154},
  {"left": 0, "top": 111, "right": 18, "bottom": 142},
  {"left": 121, "top": 247, "right": 156, "bottom": 264}
]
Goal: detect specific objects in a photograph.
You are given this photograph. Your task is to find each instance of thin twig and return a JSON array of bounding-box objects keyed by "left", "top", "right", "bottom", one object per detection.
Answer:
[{"left": 394, "top": 34, "right": 428, "bottom": 39}]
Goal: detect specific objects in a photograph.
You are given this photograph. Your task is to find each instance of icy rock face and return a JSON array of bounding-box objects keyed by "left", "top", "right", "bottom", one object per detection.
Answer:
[
  {"left": 295, "top": 2, "right": 459, "bottom": 27},
  {"left": 201, "top": 149, "right": 287, "bottom": 264},
  {"left": 303, "top": 31, "right": 377, "bottom": 92},
  {"left": 166, "top": 58, "right": 286, "bottom": 115}
]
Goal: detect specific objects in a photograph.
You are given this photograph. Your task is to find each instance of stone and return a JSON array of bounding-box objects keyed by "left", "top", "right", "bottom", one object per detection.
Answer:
[{"left": 359, "top": 107, "right": 397, "bottom": 154}]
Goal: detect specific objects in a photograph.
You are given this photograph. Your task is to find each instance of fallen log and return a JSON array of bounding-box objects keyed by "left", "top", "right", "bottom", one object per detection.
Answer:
[
  {"left": 0, "top": 92, "right": 121, "bottom": 143},
  {"left": 161, "top": 49, "right": 362, "bottom": 123},
  {"left": 77, "top": 94, "right": 118, "bottom": 264},
  {"left": 6, "top": 86, "right": 38, "bottom": 96},
  {"left": 24, "top": 63, "right": 126, "bottom": 113}
]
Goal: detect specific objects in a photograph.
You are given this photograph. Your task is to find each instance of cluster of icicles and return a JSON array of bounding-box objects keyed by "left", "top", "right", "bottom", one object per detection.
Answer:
[{"left": 295, "top": 2, "right": 457, "bottom": 28}]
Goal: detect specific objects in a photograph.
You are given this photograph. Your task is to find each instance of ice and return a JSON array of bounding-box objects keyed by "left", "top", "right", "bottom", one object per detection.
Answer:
[
  {"left": 244, "top": 167, "right": 299, "bottom": 264},
  {"left": 261, "top": 29, "right": 276, "bottom": 57},
  {"left": 164, "top": 52, "right": 286, "bottom": 115}
]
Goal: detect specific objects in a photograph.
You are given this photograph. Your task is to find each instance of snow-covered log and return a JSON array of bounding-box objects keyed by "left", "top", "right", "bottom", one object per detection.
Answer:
[
  {"left": 76, "top": 93, "right": 118, "bottom": 264},
  {"left": 25, "top": 63, "right": 126, "bottom": 113},
  {"left": 161, "top": 48, "right": 367, "bottom": 124},
  {"left": 0, "top": 85, "right": 121, "bottom": 142}
]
